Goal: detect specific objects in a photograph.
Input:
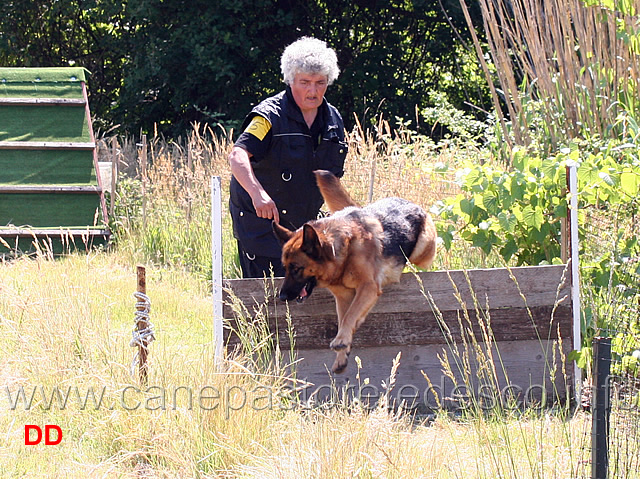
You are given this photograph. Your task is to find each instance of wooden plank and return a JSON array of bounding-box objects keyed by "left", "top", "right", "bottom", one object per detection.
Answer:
[
  {"left": 279, "top": 340, "right": 573, "bottom": 407},
  {"left": 0, "top": 141, "right": 95, "bottom": 150},
  {"left": 223, "top": 265, "right": 572, "bottom": 349},
  {"left": 0, "top": 228, "right": 110, "bottom": 237},
  {"left": 0, "top": 97, "right": 85, "bottom": 106},
  {"left": 82, "top": 80, "right": 109, "bottom": 227},
  {"left": 0, "top": 185, "right": 100, "bottom": 194}
]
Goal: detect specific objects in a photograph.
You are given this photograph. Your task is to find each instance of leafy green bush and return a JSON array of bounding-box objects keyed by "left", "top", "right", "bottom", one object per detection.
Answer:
[
  {"left": 433, "top": 150, "right": 567, "bottom": 265},
  {"left": 434, "top": 135, "right": 640, "bottom": 374}
]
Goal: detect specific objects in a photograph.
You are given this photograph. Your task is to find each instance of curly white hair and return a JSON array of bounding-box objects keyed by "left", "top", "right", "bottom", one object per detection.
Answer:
[{"left": 280, "top": 37, "right": 340, "bottom": 86}]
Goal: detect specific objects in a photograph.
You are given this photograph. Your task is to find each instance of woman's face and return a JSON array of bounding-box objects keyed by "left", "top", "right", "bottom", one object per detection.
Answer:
[{"left": 290, "top": 73, "right": 328, "bottom": 114}]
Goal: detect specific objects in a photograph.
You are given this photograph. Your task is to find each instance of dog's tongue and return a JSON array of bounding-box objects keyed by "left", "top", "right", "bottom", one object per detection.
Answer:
[{"left": 299, "top": 286, "right": 308, "bottom": 299}]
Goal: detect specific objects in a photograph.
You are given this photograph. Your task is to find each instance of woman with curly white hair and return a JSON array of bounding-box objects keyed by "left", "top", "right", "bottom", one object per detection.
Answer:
[{"left": 229, "top": 37, "right": 348, "bottom": 278}]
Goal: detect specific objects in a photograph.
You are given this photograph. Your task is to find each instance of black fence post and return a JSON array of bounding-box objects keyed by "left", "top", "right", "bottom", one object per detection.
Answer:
[{"left": 592, "top": 337, "right": 612, "bottom": 479}]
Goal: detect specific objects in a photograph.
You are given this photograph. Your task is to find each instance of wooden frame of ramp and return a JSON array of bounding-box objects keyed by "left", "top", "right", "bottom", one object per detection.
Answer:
[
  {"left": 222, "top": 264, "right": 573, "bottom": 411},
  {"left": 0, "top": 67, "right": 109, "bottom": 254}
]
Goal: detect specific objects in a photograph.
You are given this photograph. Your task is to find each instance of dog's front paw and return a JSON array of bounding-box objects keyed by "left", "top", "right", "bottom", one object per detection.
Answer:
[
  {"left": 330, "top": 335, "right": 351, "bottom": 351},
  {"left": 332, "top": 351, "right": 349, "bottom": 374}
]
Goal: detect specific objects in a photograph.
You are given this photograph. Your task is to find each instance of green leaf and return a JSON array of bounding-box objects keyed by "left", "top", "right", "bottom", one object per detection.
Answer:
[
  {"left": 522, "top": 205, "right": 544, "bottom": 229},
  {"left": 481, "top": 189, "right": 499, "bottom": 215},
  {"left": 598, "top": 171, "right": 616, "bottom": 187},
  {"left": 464, "top": 168, "right": 484, "bottom": 191},
  {"left": 497, "top": 212, "right": 517, "bottom": 232},
  {"left": 541, "top": 159, "right": 561, "bottom": 182},
  {"left": 554, "top": 203, "right": 568, "bottom": 218},
  {"left": 460, "top": 197, "right": 474, "bottom": 216},
  {"left": 510, "top": 177, "right": 526, "bottom": 201},
  {"left": 578, "top": 163, "right": 600, "bottom": 186},
  {"left": 621, "top": 170, "right": 640, "bottom": 197},
  {"left": 500, "top": 239, "right": 519, "bottom": 261},
  {"left": 436, "top": 225, "right": 454, "bottom": 250}
]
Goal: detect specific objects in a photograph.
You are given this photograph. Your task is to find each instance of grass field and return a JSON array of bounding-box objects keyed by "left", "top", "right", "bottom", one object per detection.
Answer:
[{"left": 0, "top": 252, "right": 595, "bottom": 478}]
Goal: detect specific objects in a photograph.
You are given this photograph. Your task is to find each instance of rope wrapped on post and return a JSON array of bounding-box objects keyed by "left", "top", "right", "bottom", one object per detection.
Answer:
[
  {"left": 130, "top": 266, "right": 155, "bottom": 384},
  {"left": 130, "top": 291, "right": 155, "bottom": 348}
]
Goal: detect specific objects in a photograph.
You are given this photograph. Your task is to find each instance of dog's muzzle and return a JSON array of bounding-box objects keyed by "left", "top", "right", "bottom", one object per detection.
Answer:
[{"left": 279, "top": 278, "right": 317, "bottom": 303}]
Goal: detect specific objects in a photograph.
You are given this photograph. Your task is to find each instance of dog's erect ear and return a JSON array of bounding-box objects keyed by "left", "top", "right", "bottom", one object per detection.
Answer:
[
  {"left": 301, "top": 224, "right": 323, "bottom": 260},
  {"left": 272, "top": 221, "right": 294, "bottom": 245}
]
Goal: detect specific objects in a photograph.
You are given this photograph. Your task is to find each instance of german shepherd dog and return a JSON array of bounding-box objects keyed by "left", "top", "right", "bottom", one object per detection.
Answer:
[{"left": 272, "top": 170, "right": 437, "bottom": 373}]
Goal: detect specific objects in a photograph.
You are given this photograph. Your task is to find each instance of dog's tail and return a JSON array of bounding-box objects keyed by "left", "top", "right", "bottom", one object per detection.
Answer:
[{"left": 314, "top": 170, "right": 360, "bottom": 213}]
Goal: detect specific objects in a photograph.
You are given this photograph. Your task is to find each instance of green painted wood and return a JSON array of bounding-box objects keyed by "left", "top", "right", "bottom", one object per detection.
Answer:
[
  {"left": 0, "top": 193, "right": 102, "bottom": 228},
  {"left": 0, "top": 105, "right": 90, "bottom": 142},
  {"left": 0, "top": 149, "right": 97, "bottom": 185},
  {"left": 0, "top": 67, "right": 88, "bottom": 99},
  {"left": 0, "top": 67, "right": 109, "bottom": 253}
]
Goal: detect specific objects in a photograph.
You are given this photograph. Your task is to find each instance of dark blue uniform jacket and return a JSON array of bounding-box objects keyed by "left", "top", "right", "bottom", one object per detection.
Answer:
[{"left": 230, "top": 87, "right": 348, "bottom": 257}]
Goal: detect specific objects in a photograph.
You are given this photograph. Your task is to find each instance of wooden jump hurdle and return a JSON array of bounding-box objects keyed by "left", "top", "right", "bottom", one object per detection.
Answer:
[{"left": 222, "top": 264, "right": 573, "bottom": 410}]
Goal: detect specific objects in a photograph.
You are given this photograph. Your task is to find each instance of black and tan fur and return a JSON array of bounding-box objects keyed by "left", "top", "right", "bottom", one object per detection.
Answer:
[{"left": 272, "top": 170, "right": 437, "bottom": 373}]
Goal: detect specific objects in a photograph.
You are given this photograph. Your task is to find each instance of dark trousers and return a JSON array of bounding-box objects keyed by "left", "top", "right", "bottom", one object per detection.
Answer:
[{"left": 236, "top": 241, "right": 285, "bottom": 278}]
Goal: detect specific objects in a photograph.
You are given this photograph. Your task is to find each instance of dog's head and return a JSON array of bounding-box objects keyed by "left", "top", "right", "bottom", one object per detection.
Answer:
[{"left": 272, "top": 221, "right": 329, "bottom": 303}]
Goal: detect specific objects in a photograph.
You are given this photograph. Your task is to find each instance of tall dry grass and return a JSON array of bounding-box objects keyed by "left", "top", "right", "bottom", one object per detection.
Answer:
[
  {"left": 461, "top": 0, "right": 640, "bottom": 152},
  {"left": 101, "top": 123, "right": 241, "bottom": 279},
  {"left": 0, "top": 253, "right": 594, "bottom": 477}
]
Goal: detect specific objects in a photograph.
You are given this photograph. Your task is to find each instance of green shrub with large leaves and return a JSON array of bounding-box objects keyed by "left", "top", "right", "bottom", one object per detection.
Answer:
[
  {"left": 435, "top": 140, "right": 639, "bottom": 266},
  {"left": 434, "top": 149, "right": 567, "bottom": 265},
  {"left": 435, "top": 138, "right": 640, "bottom": 375}
]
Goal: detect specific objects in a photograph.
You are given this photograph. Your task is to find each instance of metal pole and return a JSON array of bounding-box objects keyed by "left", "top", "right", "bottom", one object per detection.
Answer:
[
  {"left": 591, "top": 337, "right": 611, "bottom": 479},
  {"left": 211, "top": 176, "right": 224, "bottom": 366}
]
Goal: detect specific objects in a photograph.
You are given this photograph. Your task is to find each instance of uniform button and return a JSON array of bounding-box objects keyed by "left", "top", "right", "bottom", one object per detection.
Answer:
[
  {"left": 239, "top": 211, "right": 244, "bottom": 217},
  {"left": 282, "top": 210, "right": 287, "bottom": 215}
]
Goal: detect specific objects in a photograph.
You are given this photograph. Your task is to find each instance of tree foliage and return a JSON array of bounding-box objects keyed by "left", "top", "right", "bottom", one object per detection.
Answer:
[
  {"left": 0, "top": 0, "right": 487, "bottom": 136},
  {"left": 0, "top": 0, "right": 129, "bottom": 130}
]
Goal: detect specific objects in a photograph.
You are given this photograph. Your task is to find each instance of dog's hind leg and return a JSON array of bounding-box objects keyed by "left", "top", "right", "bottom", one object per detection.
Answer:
[{"left": 408, "top": 220, "right": 437, "bottom": 269}]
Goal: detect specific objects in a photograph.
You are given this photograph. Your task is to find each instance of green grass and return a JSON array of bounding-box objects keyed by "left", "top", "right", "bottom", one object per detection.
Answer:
[{"left": 0, "top": 252, "right": 594, "bottom": 477}]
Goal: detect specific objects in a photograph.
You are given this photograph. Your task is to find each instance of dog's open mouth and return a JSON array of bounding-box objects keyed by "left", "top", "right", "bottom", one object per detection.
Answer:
[
  {"left": 296, "top": 278, "right": 317, "bottom": 303},
  {"left": 296, "top": 283, "right": 310, "bottom": 303}
]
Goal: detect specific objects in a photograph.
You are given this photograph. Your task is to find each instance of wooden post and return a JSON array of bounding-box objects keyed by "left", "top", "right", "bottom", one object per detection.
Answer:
[
  {"left": 140, "top": 135, "right": 148, "bottom": 229},
  {"left": 136, "top": 265, "right": 150, "bottom": 384},
  {"left": 110, "top": 137, "right": 118, "bottom": 217},
  {"left": 82, "top": 80, "right": 109, "bottom": 226}
]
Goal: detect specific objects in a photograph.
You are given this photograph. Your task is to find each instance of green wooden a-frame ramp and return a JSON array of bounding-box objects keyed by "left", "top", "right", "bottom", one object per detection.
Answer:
[{"left": 0, "top": 67, "right": 109, "bottom": 254}]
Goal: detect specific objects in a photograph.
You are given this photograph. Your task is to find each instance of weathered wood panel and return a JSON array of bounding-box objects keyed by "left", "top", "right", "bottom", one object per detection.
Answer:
[
  {"left": 223, "top": 265, "right": 572, "bottom": 349},
  {"left": 223, "top": 265, "right": 574, "bottom": 404},
  {"left": 288, "top": 340, "right": 573, "bottom": 409}
]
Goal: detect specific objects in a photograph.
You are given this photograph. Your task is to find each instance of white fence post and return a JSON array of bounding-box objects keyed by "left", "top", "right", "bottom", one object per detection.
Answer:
[
  {"left": 569, "top": 164, "right": 582, "bottom": 404},
  {"left": 211, "top": 176, "right": 224, "bottom": 366}
]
